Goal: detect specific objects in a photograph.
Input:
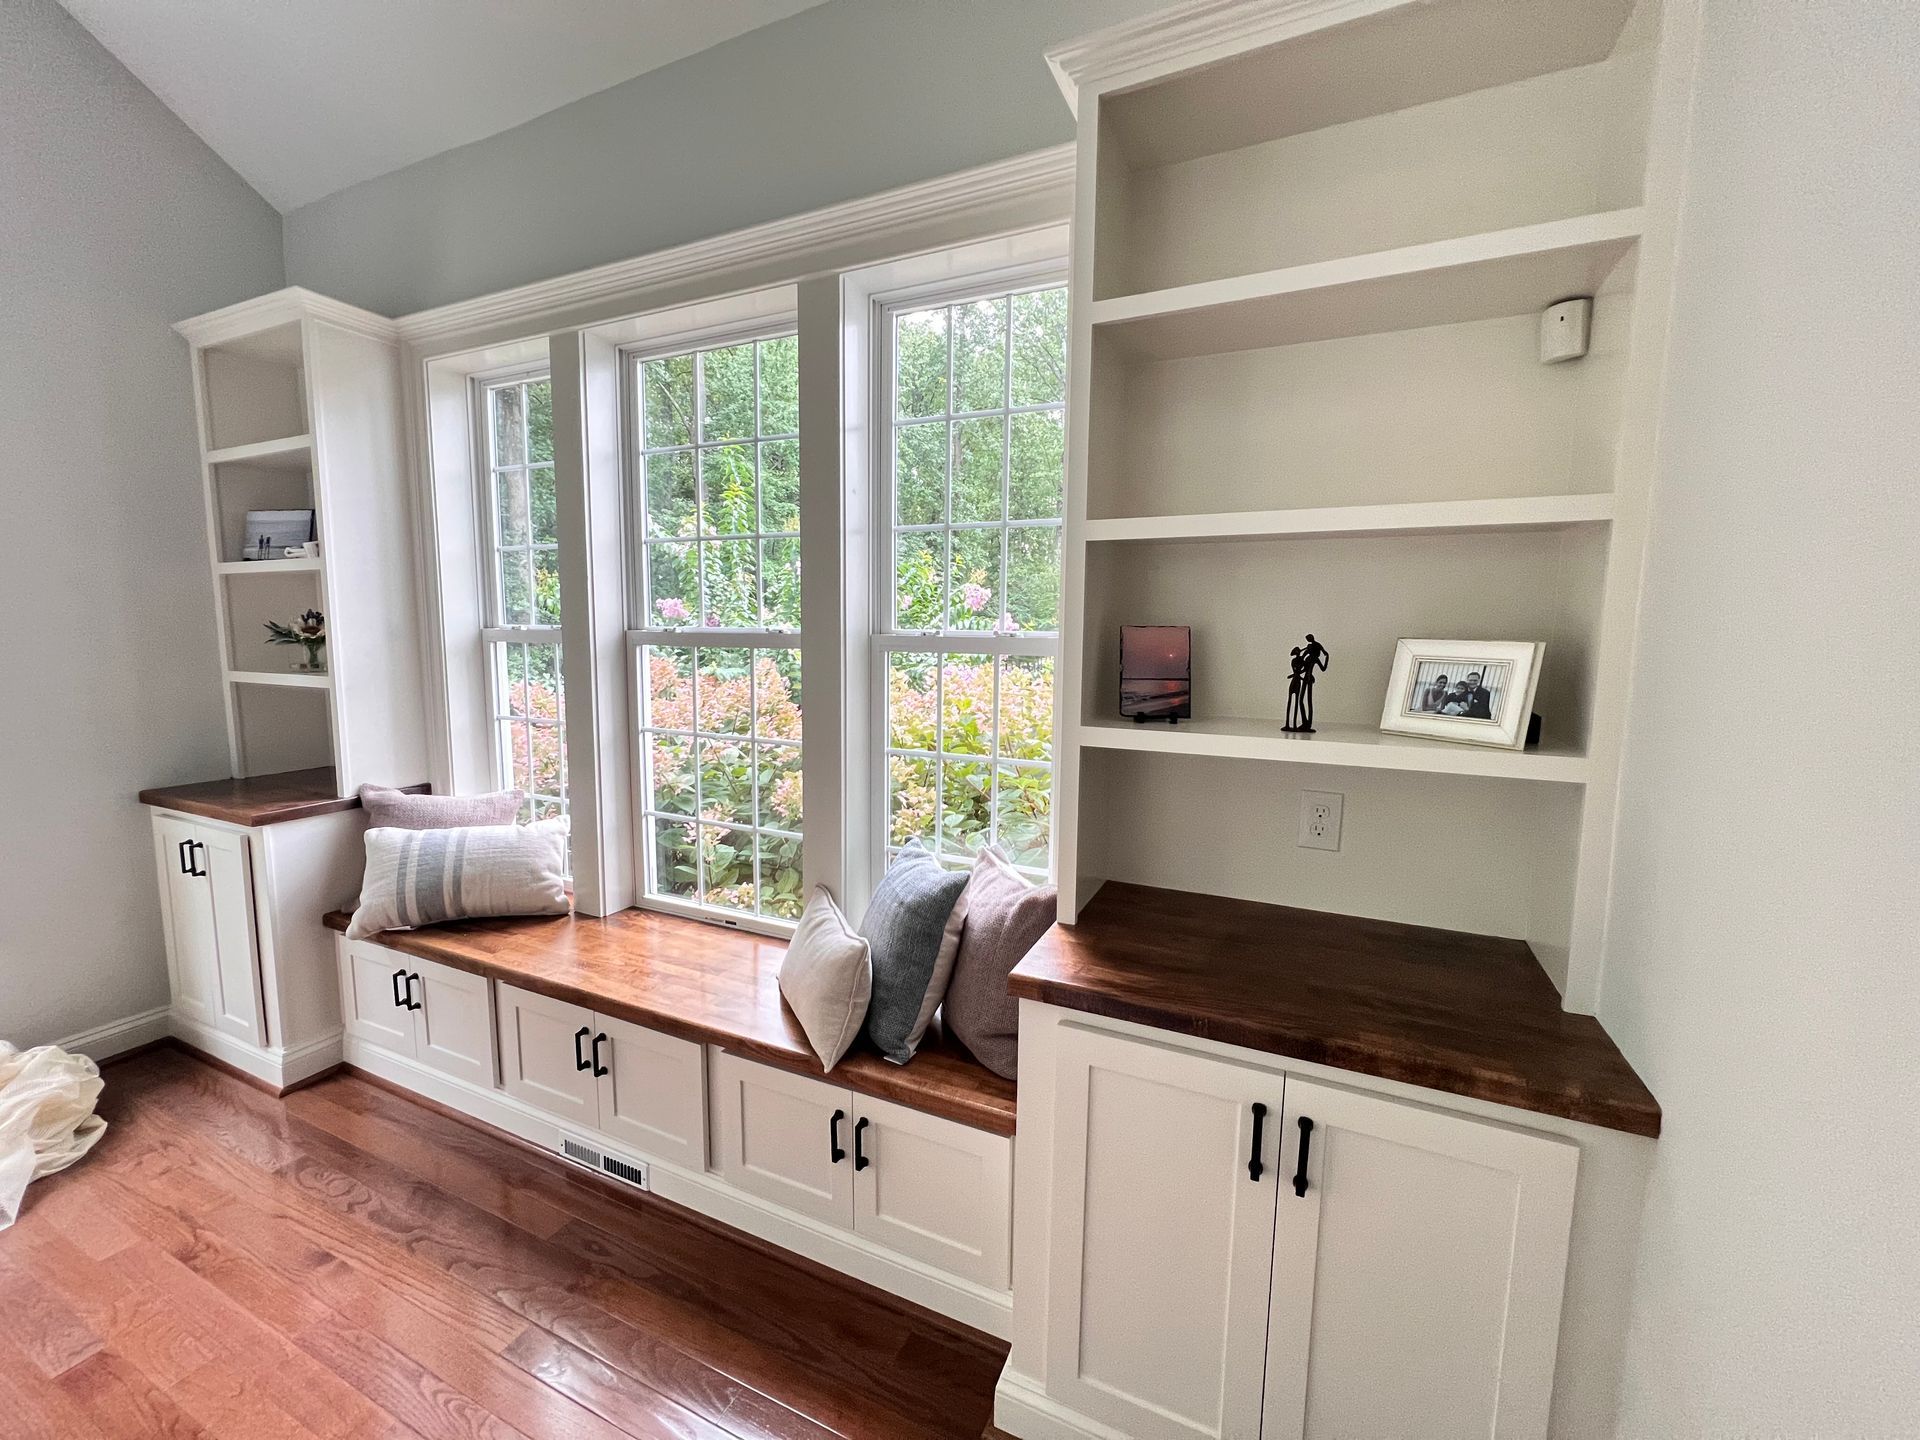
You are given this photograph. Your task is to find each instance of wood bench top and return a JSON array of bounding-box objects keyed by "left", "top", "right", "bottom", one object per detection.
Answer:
[
  {"left": 323, "top": 907, "right": 1017, "bottom": 1136},
  {"left": 142, "top": 767, "right": 427, "bottom": 828},
  {"left": 1012, "top": 883, "right": 1659, "bottom": 1137}
]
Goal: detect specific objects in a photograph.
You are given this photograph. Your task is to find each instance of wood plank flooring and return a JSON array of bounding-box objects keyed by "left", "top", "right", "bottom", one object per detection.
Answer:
[{"left": 1, "top": 1047, "right": 1009, "bottom": 1439}]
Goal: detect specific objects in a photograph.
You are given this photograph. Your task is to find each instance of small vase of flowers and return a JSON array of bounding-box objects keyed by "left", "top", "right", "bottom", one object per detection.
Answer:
[{"left": 264, "top": 609, "right": 327, "bottom": 673}]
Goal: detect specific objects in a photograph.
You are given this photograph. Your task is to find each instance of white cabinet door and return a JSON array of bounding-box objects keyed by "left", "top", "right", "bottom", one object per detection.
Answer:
[
  {"left": 710, "top": 1051, "right": 853, "bottom": 1229},
  {"left": 411, "top": 957, "right": 496, "bottom": 1089},
  {"left": 1045, "top": 1024, "right": 1285, "bottom": 1440},
  {"left": 496, "top": 982, "right": 598, "bottom": 1124},
  {"left": 851, "top": 1094, "right": 1012, "bottom": 1291},
  {"left": 1263, "top": 1078, "right": 1578, "bottom": 1440},
  {"left": 340, "top": 940, "right": 415, "bottom": 1055},
  {"left": 594, "top": 1014, "right": 705, "bottom": 1172},
  {"left": 197, "top": 827, "right": 265, "bottom": 1046},
  {"left": 154, "top": 815, "right": 218, "bottom": 1030}
]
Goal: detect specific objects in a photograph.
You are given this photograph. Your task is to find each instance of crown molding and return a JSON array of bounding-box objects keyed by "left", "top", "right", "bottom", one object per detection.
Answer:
[
  {"left": 394, "top": 144, "right": 1077, "bottom": 353},
  {"left": 174, "top": 284, "right": 399, "bottom": 348},
  {"left": 1045, "top": 0, "right": 1409, "bottom": 114}
]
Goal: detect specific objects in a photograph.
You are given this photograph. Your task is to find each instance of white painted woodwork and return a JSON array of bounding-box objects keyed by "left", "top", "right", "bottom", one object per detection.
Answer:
[
  {"left": 1263, "top": 1078, "right": 1578, "bottom": 1440},
  {"left": 339, "top": 939, "right": 415, "bottom": 1055},
  {"left": 153, "top": 814, "right": 219, "bottom": 1034},
  {"left": 594, "top": 1013, "right": 707, "bottom": 1172},
  {"left": 1043, "top": 1024, "right": 1284, "bottom": 1440},
  {"left": 1083, "top": 492, "right": 1616, "bottom": 545},
  {"left": 709, "top": 1050, "right": 854, "bottom": 1230},
  {"left": 851, "top": 1093, "right": 1013, "bottom": 1292},
  {"left": 410, "top": 956, "right": 497, "bottom": 1089},
  {"left": 151, "top": 814, "right": 265, "bottom": 1047},
  {"left": 495, "top": 981, "right": 599, "bottom": 1124}
]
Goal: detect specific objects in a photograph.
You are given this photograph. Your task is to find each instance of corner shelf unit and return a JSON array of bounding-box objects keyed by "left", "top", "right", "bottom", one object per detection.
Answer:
[
  {"left": 1049, "top": 0, "right": 1697, "bottom": 1012},
  {"left": 177, "top": 287, "right": 428, "bottom": 794}
]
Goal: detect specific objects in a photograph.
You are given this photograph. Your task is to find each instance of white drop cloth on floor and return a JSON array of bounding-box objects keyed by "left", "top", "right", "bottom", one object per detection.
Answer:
[{"left": 0, "top": 1042, "right": 107, "bottom": 1229}]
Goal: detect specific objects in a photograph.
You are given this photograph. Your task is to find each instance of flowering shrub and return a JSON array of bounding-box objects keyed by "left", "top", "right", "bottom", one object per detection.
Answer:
[{"left": 887, "top": 657, "right": 1052, "bottom": 869}]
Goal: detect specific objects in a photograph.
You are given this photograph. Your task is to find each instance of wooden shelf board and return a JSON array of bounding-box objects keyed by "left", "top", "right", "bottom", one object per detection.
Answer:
[
  {"left": 225, "top": 669, "right": 331, "bottom": 690},
  {"left": 1083, "top": 493, "right": 1615, "bottom": 544},
  {"left": 216, "top": 556, "right": 322, "bottom": 575},
  {"left": 1091, "top": 210, "right": 1644, "bottom": 360},
  {"left": 1077, "top": 716, "right": 1588, "bottom": 783},
  {"left": 138, "top": 767, "right": 422, "bottom": 827},
  {"left": 206, "top": 434, "right": 312, "bottom": 469}
]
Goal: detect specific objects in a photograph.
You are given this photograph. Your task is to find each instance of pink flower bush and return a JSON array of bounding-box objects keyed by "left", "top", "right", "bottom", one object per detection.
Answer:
[
  {"left": 960, "top": 582, "right": 991, "bottom": 614},
  {"left": 654, "top": 596, "right": 690, "bottom": 623}
]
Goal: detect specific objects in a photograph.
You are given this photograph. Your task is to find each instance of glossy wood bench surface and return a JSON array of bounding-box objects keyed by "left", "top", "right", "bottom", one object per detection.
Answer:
[
  {"left": 141, "top": 766, "right": 427, "bottom": 827},
  {"left": 323, "top": 907, "right": 1016, "bottom": 1136},
  {"left": 1012, "top": 883, "right": 1661, "bottom": 1138}
]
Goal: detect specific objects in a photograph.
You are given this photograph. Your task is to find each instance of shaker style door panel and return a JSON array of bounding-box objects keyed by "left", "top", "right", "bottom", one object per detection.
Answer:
[
  {"left": 1263, "top": 1078, "right": 1578, "bottom": 1440},
  {"left": 710, "top": 1051, "right": 854, "bottom": 1230},
  {"left": 1044, "top": 1024, "right": 1285, "bottom": 1440},
  {"left": 340, "top": 940, "right": 415, "bottom": 1055},
  {"left": 496, "top": 982, "right": 598, "bottom": 1124},
  {"left": 154, "top": 815, "right": 218, "bottom": 1030},
  {"left": 411, "top": 956, "right": 496, "bottom": 1089},
  {"left": 593, "top": 1014, "right": 706, "bottom": 1172},
  {"left": 851, "top": 1094, "right": 1012, "bottom": 1291}
]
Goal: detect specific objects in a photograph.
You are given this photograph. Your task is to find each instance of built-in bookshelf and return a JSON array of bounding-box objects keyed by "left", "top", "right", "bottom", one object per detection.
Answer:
[
  {"left": 1049, "top": 0, "right": 1692, "bottom": 1011},
  {"left": 176, "top": 288, "right": 428, "bottom": 794}
]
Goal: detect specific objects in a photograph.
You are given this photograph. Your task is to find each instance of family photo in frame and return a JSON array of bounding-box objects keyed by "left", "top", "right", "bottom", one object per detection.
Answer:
[{"left": 1379, "top": 639, "right": 1544, "bottom": 750}]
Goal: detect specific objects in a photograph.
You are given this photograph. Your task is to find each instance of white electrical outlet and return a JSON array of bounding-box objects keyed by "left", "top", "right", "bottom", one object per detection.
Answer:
[{"left": 1298, "top": 790, "right": 1343, "bottom": 851}]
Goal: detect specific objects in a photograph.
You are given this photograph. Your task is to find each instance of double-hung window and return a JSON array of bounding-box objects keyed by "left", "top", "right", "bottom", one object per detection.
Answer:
[
  {"left": 481, "top": 374, "right": 568, "bottom": 821},
  {"left": 879, "top": 284, "right": 1068, "bottom": 880},
  {"left": 630, "top": 334, "right": 804, "bottom": 923}
]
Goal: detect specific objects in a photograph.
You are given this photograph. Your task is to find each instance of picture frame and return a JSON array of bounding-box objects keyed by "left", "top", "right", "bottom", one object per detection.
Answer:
[
  {"left": 1379, "top": 639, "right": 1544, "bottom": 749},
  {"left": 242, "top": 508, "right": 315, "bottom": 561}
]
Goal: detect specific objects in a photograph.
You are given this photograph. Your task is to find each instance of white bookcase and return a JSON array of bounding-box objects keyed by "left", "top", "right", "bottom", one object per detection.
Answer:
[
  {"left": 176, "top": 288, "right": 429, "bottom": 795},
  {"left": 1050, "top": 0, "right": 1698, "bottom": 1011}
]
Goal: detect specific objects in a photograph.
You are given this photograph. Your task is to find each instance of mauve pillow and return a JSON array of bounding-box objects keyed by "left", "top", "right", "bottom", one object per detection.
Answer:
[
  {"left": 358, "top": 783, "right": 521, "bottom": 830},
  {"left": 861, "top": 842, "right": 969, "bottom": 1065},
  {"left": 943, "top": 849, "right": 1056, "bottom": 1079}
]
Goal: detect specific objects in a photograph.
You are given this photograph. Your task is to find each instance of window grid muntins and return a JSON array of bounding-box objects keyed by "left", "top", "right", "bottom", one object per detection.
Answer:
[
  {"left": 491, "top": 640, "right": 568, "bottom": 822},
  {"left": 488, "top": 379, "right": 559, "bottom": 628},
  {"left": 638, "top": 644, "right": 803, "bottom": 920},
  {"left": 636, "top": 336, "right": 799, "bottom": 632}
]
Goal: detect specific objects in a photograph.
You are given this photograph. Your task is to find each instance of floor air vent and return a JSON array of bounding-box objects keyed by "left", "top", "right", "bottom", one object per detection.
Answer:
[{"left": 557, "top": 1133, "right": 649, "bottom": 1192}]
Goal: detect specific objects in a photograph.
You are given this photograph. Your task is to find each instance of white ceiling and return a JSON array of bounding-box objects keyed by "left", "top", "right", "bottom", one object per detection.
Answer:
[{"left": 58, "top": 0, "right": 831, "bottom": 212}]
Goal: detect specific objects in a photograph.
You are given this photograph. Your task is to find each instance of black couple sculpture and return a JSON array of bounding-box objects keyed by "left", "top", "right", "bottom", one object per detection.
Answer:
[{"left": 1283, "top": 634, "right": 1330, "bottom": 733}]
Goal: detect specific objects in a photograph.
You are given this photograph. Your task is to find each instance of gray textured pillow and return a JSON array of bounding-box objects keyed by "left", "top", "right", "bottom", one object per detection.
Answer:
[
  {"left": 345, "top": 820, "right": 569, "bottom": 938},
  {"left": 358, "top": 783, "right": 522, "bottom": 830},
  {"left": 861, "top": 842, "right": 969, "bottom": 1064},
  {"left": 944, "top": 849, "right": 1057, "bottom": 1080},
  {"left": 778, "top": 889, "right": 873, "bottom": 1071}
]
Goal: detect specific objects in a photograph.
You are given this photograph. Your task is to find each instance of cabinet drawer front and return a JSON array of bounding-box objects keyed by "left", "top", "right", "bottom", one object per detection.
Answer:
[
  {"left": 1046, "top": 1025, "right": 1283, "bottom": 1440},
  {"left": 710, "top": 1051, "right": 853, "bottom": 1230},
  {"left": 412, "top": 957, "right": 496, "bottom": 1089},
  {"left": 496, "top": 982, "right": 598, "bottom": 1123},
  {"left": 1264, "top": 1079, "right": 1578, "bottom": 1440},
  {"left": 851, "top": 1094, "right": 1011, "bottom": 1291},
  {"left": 594, "top": 1014, "right": 704, "bottom": 1172},
  {"left": 340, "top": 940, "right": 416, "bottom": 1055}
]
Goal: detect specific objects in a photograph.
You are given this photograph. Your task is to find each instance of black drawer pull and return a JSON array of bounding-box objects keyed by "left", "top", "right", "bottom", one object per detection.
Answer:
[
  {"left": 1248, "top": 1102, "right": 1267, "bottom": 1182},
  {"left": 853, "top": 1116, "right": 871, "bottom": 1172},
  {"left": 187, "top": 841, "right": 207, "bottom": 877},
  {"left": 591, "top": 1032, "right": 609, "bottom": 1077},
  {"left": 829, "top": 1108, "right": 846, "bottom": 1163},
  {"left": 1293, "top": 1116, "right": 1315, "bottom": 1198},
  {"left": 178, "top": 839, "right": 194, "bottom": 874},
  {"left": 391, "top": 969, "right": 407, "bottom": 1008},
  {"left": 573, "top": 1025, "right": 591, "bottom": 1071},
  {"left": 404, "top": 973, "right": 423, "bottom": 1011}
]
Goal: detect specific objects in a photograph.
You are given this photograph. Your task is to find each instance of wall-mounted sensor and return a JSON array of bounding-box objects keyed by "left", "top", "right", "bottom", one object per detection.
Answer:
[{"left": 1539, "top": 297, "right": 1592, "bottom": 363}]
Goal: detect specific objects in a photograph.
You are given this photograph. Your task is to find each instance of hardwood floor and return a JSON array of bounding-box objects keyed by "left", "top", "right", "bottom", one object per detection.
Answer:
[{"left": 1, "top": 1046, "right": 1009, "bottom": 1439}]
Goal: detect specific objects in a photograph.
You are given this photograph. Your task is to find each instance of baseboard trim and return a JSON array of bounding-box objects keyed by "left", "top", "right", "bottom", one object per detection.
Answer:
[
  {"left": 993, "top": 1367, "right": 1131, "bottom": 1440},
  {"left": 342, "top": 1038, "right": 1013, "bottom": 1338},
  {"left": 54, "top": 1006, "right": 172, "bottom": 1062},
  {"left": 166, "top": 1016, "right": 345, "bottom": 1095}
]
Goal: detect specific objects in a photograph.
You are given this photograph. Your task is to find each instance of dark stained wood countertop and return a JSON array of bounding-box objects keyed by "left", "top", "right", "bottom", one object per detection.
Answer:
[
  {"left": 139, "top": 768, "right": 427, "bottom": 827},
  {"left": 323, "top": 907, "right": 1016, "bottom": 1136},
  {"left": 1011, "top": 883, "right": 1660, "bottom": 1138}
]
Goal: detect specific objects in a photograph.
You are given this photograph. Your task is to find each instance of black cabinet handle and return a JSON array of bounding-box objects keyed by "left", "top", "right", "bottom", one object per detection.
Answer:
[
  {"left": 1248, "top": 1102, "right": 1267, "bottom": 1182},
  {"left": 853, "top": 1116, "right": 871, "bottom": 1172},
  {"left": 591, "top": 1032, "right": 609, "bottom": 1077},
  {"left": 573, "top": 1025, "right": 591, "bottom": 1071},
  {"left": 829, "top": 1108, "right": 846, "bottom": 1163},
  {"left": 391, "top": 969, "right": 407, "bottom": 1008},
  {"left": 178, "top": 839, "right": 194, "bottom": 874},
  {"left": 187, "top": 841, "right": 207, "bottom": 877},
  {"left": 405, "top": 973, "right": 423, "bottom": 1011},
  {"left": 1293, "top": 1116, "right": 1315, "bottom": 1198}
]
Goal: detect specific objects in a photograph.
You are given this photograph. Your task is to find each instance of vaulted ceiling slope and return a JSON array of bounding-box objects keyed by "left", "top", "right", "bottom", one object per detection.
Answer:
[{"left": 57, "top": 0, "right": 831, "bottom": 212}]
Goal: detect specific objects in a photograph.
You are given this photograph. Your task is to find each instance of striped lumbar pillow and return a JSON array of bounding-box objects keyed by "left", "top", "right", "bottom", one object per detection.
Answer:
[{"left": 344, "top": 820, "right": 569, "bottom": 939}]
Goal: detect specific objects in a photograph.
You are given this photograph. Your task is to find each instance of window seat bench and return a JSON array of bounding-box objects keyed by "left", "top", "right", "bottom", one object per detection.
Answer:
[{"left": 321, "top": 906, "right": 1015, "bottom": 1136}]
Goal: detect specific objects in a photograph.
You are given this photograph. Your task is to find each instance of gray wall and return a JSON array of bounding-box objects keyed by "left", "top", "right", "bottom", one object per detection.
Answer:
[
  {"left": 1601, "top": 0, "right": 1919, "bottom": 1432},
  {"left": 284, "top": 0, "right": 1164, "bottom": 316},
  {"left": 0, "top": 0, "right": 284, "bottom": 1048}
]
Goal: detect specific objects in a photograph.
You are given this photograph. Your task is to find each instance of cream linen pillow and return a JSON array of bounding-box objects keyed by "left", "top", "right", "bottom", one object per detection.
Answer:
[
  {"left": 345, "top": 820, "right": 569, "bottom": 938},
  {"left": 778, "top": 889, "right": 873, "bottom": 1071}
]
